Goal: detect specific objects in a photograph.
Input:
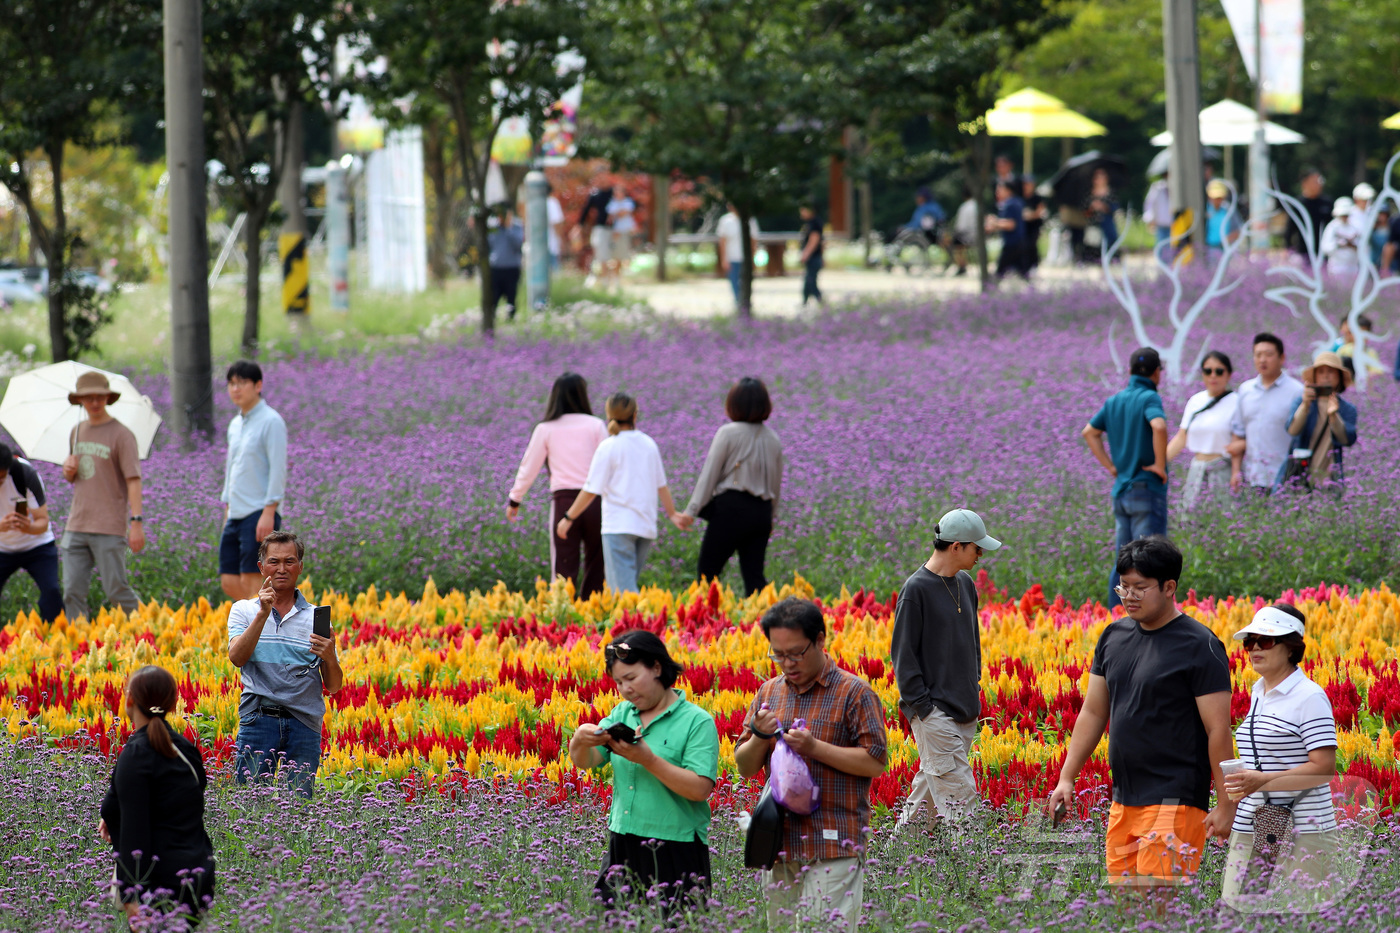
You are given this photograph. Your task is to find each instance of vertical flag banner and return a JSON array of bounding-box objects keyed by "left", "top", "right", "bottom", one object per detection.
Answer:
[{"left": 1221, "top": 0, "right": 1304, "bottom": 114}]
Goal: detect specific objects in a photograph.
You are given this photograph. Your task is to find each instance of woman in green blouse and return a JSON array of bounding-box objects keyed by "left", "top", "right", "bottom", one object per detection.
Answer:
[{"left": 568, "top": 629, "right": 720, "bottom": 915}]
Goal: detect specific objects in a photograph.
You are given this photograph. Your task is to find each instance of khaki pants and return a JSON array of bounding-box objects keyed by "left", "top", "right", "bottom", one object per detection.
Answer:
[
  {"left": 1221, "top": 829, "right": 1340, "bottom": 907},
  {"left": 766, "top": 857, "right": 863, "bottom": 930},
  {"left": 61, "top": 530, "right": 140, "bottom": 621},
  {"left": 896, "top": 706, "right": 979, "bottom": 828}
]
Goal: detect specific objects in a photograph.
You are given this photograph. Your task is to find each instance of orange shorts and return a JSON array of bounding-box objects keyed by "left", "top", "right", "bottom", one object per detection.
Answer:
[{"left": 1104, "top": 802, "right": 1207, "bottom": 885}]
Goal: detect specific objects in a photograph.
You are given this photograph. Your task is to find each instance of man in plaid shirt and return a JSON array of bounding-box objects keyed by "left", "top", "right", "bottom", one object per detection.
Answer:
[{"left": 736, "top": 597, "right": 888, "bottom": 928}]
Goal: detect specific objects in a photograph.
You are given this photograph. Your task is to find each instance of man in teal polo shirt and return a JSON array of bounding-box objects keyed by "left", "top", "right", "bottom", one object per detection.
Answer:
[
  {"left": 568, "top": 629, "right": 719, "bottom": 916},
  {"left": 1082, "top": 347, "right": 1169, "bottom": 608}
]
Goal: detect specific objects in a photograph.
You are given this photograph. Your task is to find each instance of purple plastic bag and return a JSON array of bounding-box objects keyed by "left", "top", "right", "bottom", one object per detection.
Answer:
[{"left": 769, "top": 718, "right": 821, "bottom": 815}]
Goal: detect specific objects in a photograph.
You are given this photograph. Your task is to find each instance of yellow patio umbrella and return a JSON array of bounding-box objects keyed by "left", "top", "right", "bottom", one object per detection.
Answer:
[
  {"left": 1384, "top": 111, "right": 1400, "bottom": 130},
  {"left": 985, "top": 88, "right": 1107, "bottom": 175}
]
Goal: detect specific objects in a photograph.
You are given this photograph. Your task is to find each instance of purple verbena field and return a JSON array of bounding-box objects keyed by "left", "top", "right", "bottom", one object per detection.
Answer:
[
  {"left": 4, "top": 268, "right": 1397, "bottom": 618},
  {"left": 13, "top": 741, "right": 1398, "bottom": 932}
]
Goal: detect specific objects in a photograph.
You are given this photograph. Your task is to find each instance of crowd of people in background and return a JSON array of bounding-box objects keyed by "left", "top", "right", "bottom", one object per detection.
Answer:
[
  {"left": 1085, "top": 333, "right": 1358, "bottom": 607},
  {"left": 509, "top": 372, "right": 784, "bottom": 598}
]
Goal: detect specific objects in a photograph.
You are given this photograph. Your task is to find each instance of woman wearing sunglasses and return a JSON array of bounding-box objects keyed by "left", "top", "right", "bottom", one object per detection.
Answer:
[
  {"left": 567, "top": 630, "right": 719, "bottom": 917},
  {"left": 1220, "top": 603, "right": 1339, "bottom": 905},
  {"left": 1166, "top": 350, "right": 1239, "bottom": 509}
]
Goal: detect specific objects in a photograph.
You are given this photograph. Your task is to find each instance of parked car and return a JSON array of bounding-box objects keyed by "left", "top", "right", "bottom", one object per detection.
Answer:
[{"left": 0, "top": 270, "right": 41, "bottom": 304}]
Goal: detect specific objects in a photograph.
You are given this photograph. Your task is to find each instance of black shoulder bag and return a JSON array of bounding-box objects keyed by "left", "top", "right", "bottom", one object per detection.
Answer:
[{"left": 1248, "top": 697, "right": 1312, "bottom": 862}]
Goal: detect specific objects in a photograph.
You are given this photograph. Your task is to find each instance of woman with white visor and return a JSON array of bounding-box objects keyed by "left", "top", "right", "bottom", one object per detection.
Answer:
[{"left": 1220, "top": 602, "right": 1339, "bottom": 906}]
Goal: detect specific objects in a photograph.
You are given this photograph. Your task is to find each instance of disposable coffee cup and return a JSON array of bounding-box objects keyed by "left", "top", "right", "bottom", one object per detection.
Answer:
[{"left": 1221, "top": 758, "right": 1247, "bottom": 800}]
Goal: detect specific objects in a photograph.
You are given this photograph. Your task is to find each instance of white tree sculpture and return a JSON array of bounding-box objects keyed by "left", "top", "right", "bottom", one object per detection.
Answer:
[
  {"left": 1262, "top": 183, "right": 1333, "bottom": 341},
  {"left": 1340, "top": 151, "right": 1400, "bottom": 389},
  {"left": 1101, "top": 181, "right": 1247, "bottom": 383},
  {"left": 1266, "top": 151, "right": 1400, "bottom": 389}
]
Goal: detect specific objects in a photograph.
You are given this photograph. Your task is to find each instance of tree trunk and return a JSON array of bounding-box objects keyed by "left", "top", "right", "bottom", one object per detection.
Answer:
[
  {"left": 242, "top": 204, "right": 265, "bottom": 355},
  {"left": 424, "top": 119, "right": 451, "bottom": 288},
  {"left": 475, "top": 209, "right": 496, "bottom": 335},
  {"left": 737, "top": 205, "right": 753, "bottom": 319},
  {"left": 653, "top": 173, "right": 669, "bottom": 282},
  {"left": 46, "top": 141, "right": 70, "bottom": 362},
  {"left": 966, "top": 132, "right": 992, "bottom": 292}
]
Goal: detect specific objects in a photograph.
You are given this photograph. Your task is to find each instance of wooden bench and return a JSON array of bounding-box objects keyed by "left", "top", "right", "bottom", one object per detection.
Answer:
[{"left": 667, "top": 232, "right": 801, "bottom": 277}]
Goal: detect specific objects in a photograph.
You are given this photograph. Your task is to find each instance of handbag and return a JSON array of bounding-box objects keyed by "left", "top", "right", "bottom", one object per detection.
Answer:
[
  {"left": 1279, "top": 411, "right": 1330, "bottom": 491},
  {"left": 743, "top": 782, "right": 785, "bottom": 870},
  {"left": 1246, "top": 698, "right": 1312, "bottom": 863}
]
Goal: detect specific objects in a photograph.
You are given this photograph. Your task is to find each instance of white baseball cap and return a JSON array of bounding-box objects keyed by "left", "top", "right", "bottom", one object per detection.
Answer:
[
  {"left": 1353, "top": 182, "right": 1376, "bottom": 202},
  {"left": 1233, "top": 605, "right": 1305, "bottom": 640},
  {"left": 935, "top": 509, "right": 1002, "bottom": 551}
]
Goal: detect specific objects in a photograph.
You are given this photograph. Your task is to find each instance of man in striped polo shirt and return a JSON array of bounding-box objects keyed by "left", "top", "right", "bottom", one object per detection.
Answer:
[{"left": 227, "top": 530, "right": 343, "bottom": 797}]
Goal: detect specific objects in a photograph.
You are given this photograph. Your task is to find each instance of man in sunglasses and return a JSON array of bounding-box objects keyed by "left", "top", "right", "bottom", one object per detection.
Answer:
[
  {"left": 1049, "top": 537, "right": 1234, "bottom": 899},
  {"left": 735, "top": 597, "right": 887, "bottom": 929},
  {"left": 891, "top": 508, "right": 1002, "bottom": 831}
]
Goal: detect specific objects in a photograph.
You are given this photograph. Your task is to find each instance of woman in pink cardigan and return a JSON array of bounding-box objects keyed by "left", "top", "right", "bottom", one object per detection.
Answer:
[{"left": 508, "top": 373, "right": 609, "bottom": 597}]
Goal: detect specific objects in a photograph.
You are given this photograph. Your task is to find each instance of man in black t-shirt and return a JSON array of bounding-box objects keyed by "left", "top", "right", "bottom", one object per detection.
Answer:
[
  {"left": 798, "top": 203, "right": 824, "bottom": 307},
  {"left": 1049, "top": 537, "right": 1234, "bottom": 893}
]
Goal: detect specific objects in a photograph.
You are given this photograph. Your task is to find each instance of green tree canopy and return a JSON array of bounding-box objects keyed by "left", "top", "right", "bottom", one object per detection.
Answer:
[
  {"left": 203, "top": 0, "right": 338, "bottom": 355},
  {"left": 353, "top": 0, "right": 587, "bottom": 334},
  {"left": 0, "top": 0, "right": 159, "bottom": 361}
]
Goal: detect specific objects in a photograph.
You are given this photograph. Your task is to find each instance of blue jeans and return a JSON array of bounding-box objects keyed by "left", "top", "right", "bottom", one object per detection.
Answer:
[
  {"left": 1108, "top": 481, "right": 1168, "bottom": 608},
  {"left": 727, "top": 264, "right": 742, "bottom": 306},
  {"left": 235, "top": 712, "right": 322, "bottom": 798},
  {"left": 601, "top": 533, "right": 654, "bottom": 594},
  {"left": 0, "top": 540, "right": 62, "bottom": 622}
]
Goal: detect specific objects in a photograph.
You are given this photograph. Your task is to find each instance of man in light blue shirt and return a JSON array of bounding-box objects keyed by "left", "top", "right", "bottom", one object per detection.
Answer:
[{"left": 220, "top": 360, "right": 288, "bottom": 600}]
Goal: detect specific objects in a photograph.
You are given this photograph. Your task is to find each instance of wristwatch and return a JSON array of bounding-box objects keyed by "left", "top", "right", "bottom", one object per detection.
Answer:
[{"left": 129, "top": 516, "right": 143, "bottom": 523}]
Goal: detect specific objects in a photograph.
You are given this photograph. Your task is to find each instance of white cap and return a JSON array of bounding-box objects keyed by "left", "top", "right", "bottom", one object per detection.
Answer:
[
  {"left": 1332, "top": 196, "right": 1355, "bottom": 218},
  {"left": 1353, "top": 182, "right": 1376, "bottom": 202},
  {"left": 934, "top": 509, "right": 1002, "bottom": 551},
  {"left": 1233, "top": 606, "right": 1305, "bottom": 640}
]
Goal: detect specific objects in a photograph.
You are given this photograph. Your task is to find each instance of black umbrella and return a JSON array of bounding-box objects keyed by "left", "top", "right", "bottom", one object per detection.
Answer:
[{"left": 1048, "top": 151, "right": 1128, "bottom": 205}]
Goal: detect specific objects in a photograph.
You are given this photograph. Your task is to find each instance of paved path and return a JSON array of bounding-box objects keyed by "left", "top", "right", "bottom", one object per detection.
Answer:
[{"left": 617, "top": 262, "right": 1132, "bottom": 319}]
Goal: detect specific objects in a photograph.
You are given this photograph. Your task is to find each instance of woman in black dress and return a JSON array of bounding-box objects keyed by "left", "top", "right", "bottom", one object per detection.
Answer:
[{"left": 99, "top": 665, "right": 216, "bottom": 926}]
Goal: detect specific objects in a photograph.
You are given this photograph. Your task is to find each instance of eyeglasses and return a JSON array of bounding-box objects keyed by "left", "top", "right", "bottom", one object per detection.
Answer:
[
  {"left": 605, "top": 643, "right": 638, "bottom": 664},
  {"left": 1242, "top": 635, "right": 1279, "bottom": 651},
  {"left": 767, "top": 641, "right": 815, "bottom": 665},
  {"left": 1202, "top": 367, "right": 1228, "bottom": 377},
  {"left": 1113, "top": 584, "right": 1158, "bottom": 599}
]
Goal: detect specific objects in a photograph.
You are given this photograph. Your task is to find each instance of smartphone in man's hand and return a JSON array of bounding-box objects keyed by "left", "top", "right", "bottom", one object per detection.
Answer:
[
  {"left": 312, "top": 605, "right": 332, "bottom": 640},
  {"left": 14, "top": 501, "right": 27, "bottom": 517}
]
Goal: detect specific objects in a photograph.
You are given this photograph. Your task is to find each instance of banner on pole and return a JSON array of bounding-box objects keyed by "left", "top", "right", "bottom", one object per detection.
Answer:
[{"left": 1221, "top": 0, "right": 1303, "bottom": 114}]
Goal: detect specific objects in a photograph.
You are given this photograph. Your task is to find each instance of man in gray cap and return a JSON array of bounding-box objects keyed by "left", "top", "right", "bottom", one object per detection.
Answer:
[{"left": 890, "top": 508, "right": 1001, "bottom": 830}]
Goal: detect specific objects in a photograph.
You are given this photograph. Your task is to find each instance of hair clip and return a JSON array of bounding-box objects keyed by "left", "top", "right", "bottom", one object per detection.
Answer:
[{"left": 149, "top": 706, "right": 165, "bottom": 715}]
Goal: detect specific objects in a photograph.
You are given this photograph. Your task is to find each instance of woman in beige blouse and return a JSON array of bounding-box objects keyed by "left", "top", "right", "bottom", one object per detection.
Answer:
[{"left": 678, "top": 377, "right": 783, "bottom": 595}]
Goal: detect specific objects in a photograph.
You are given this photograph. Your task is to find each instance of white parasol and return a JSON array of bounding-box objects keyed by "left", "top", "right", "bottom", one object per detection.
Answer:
[{"left": 0, "top": 361, "right": 163, "bottom": 463}]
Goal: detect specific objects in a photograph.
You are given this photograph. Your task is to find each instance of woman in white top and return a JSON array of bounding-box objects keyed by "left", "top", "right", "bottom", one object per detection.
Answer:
[
  {"left": 1166, "top": 350, "right": 1240, "bottom": 509},
  {"left": 557, "top": 393, "right": 686, "bottom": 594},
  {"left": 1321, "top": 196, "right": 1361, "bottom": 278},
  {"left": 1221, "top": 603, "right": 1338, "bottom": 906},
  {"left": 509, "top": 373, "right": 609, "bottom": 598}
]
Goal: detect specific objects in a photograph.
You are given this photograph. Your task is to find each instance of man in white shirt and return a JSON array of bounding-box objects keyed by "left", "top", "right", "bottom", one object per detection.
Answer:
[
  {"left": 716, "top": 203, "right": 760, "bottom": 311},
  {"left": 1230, "top": 333, "right": 1305, "bottom": 492}
]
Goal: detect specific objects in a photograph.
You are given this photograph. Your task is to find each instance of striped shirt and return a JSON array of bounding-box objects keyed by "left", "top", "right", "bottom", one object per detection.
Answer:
[
  {"left": 747, "top": 657, "right": 888, "bottom": 862},
  {"left": 227, "top": 591, "right": 325, "bottom": 733},
  {"left": 1232, "top": 667, "right": 1337, "bottom": 833}
]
